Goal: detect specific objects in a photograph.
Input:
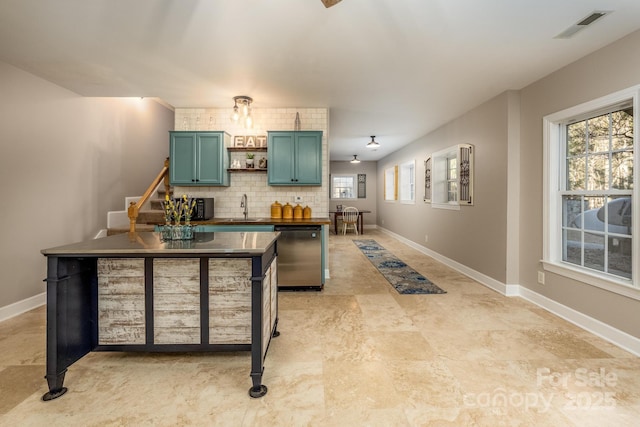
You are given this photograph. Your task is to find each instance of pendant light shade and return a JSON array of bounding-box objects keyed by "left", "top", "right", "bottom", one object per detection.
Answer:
[
  {"left": 366, "top": 135, "right": 380, "bottom": 149},
  {"left": 230, "top": 96, "right": 253, "bottom": 129},
  {"left": 350, "top": 155, "right": 361, "bottom": 164}
]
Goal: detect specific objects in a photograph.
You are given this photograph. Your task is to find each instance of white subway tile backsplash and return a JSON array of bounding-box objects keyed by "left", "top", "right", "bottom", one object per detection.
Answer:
[{"left": 173, "top": 107, "right": 329, "bottom": 218}]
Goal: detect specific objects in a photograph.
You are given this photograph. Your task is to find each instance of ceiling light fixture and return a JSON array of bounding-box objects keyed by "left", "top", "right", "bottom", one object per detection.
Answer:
[
  {"left": 230, "top": 96, "right": 253, "bottom": 128},
  {"left": 350, "top": 155, "right": 361, "bottom": 164},
  {"left": 321, "top": 0, "right": 342, "bottom": 8},
  {"left": 366, "top": 135, "right": 380, "bottom": 149}
]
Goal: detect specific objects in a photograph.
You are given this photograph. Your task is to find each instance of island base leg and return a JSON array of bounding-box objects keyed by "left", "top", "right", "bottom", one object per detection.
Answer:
[
  {"left": 248, "top": 384, "right": 268, "bottom": 398},
  {"left": 42, "top": 371, "right": 68, "bottom": 401},
  {"left": 249, "top": 369, "right": 268, "bottom": 398}
]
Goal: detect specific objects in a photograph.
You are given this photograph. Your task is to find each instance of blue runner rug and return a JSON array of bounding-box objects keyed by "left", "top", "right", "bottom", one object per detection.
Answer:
[{"left": 353, "top": 239, "right": 446, "bottom": 294}]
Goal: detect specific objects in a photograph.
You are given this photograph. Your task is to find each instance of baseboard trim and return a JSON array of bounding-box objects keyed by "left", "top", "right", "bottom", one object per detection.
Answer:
[
  {"left": 378, "top": 226, "right": 640, "bottom": 357},
  {"left": 0, "top": 292, "right": 46, "bottom": 323},
  {"left": 518, "top": 286, "right": 640, "bottom": 356}
]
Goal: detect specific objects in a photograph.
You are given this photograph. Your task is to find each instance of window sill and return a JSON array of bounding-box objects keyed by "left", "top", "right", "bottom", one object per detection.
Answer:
[
  {"left": 432, "top": 202, "right": 460, "bottom": 211},
  {"left": 541, "top": 260, "right": 640, "bottom": 301}
]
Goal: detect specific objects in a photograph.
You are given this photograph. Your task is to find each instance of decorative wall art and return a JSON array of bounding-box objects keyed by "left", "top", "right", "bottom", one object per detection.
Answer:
[
  {"left": 424, "top": 157, "right": 432, "bottom": 202},
  {"left": 234, "top": 135, "right": 267, "bottom": 148},
  {"left": 358, "top": 174, "right": 366, "bottom": 198}
]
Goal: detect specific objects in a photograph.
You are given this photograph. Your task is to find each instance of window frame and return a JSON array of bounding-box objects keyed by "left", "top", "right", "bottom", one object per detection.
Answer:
[
  {"left": 429, "top": 144, "right": 473, "bottom": 210},
  {"left": 399, "top": 160, "right": 416, "bottom": 204},
  {"left": 330, "top": 174, "right": 357, "bottom": 200},
  {"left": 384, "top": 166, "right": 398, "bottom": 201},
  {"left": 446, "top": 155, "right": 458, "bottom": 202},
  {"left": 542, "top": 85, "right": 640, "bottom": 300}
]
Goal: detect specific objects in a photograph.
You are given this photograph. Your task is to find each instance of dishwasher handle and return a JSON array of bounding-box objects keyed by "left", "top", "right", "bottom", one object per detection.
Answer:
[{"left": 274, "top": 226, "right": 321, "bottom": 232}]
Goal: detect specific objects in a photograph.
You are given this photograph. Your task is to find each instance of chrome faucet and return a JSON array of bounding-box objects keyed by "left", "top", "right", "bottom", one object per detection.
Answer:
[{"left": 240, "top": 194, "right": 248, "bottom": 219}]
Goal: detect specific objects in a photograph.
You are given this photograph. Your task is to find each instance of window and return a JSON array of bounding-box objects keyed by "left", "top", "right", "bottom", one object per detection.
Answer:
[
  {"left": 384, "top": 166, "right": 398, "bottom": 201},
  {"left": 446, "top": 156, "right": 458, "bottom": 202},
  {"left": 427, "top": 144, "right": 473, "bottom": 209},
  {"left": 399, "top": 160, "right": 415, "bottom": 203},
  {"left": 543, "top": 87, "right": 638, "bottom": 295},
  {"left": 331, "top": 174, "right": 356, "bottom": 199}
]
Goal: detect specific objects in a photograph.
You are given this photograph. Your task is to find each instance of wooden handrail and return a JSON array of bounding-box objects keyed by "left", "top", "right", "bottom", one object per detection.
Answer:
[{"left": 128, "top": 157, "right": 170, "bottom": 233}]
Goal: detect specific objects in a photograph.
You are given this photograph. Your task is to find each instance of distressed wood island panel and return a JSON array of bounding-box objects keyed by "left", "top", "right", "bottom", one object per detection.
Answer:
[
  {"left": 269, "top": 261, "right": 278, "bottom": 342},
  {"left": 262, "top": 263, "right": 272, "bottom": 353},
  {"left": 209, "top": 258, "right": 252, "bottom": 344},
  {"left": 98, "top": 258, "right": 146, "bottom": 345},
  {"left": 153, "top": 258, "right": 201, "bottom": 344}
]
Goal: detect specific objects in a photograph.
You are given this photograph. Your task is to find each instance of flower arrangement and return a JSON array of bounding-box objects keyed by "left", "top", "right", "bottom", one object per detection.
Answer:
[
  {"left": 179, "top": 194, "right": 196, "bottom": 225},
  {"left": 161, "top": 194, "right": 196, "bottom": 241},
  {"left": 163, "top": 194, "right": 196, "bottom": 224},
  {"left": 163, "top": 194, "right": 177, "bottom": 225}
]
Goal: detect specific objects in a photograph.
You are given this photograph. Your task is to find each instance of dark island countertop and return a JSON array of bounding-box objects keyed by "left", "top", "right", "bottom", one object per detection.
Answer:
[
  {"left": 192, "top": 217, "right": 331, "bottom": 226},
  {"left": 42, "top": 231, "right": 280, "bottom": 256}
]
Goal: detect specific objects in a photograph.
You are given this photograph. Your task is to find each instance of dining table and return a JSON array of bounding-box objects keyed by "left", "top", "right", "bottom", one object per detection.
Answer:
[{"left": 330, "top": 210, "right": 371, "bottom": 235}]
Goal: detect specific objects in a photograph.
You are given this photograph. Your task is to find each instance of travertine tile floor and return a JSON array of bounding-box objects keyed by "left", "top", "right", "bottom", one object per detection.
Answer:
[{"left": 1, "top": 230, "right": 639, "bottom": 426}]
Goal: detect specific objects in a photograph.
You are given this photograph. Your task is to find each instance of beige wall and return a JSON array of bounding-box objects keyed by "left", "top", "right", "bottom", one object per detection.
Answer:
[
  {"left": 329, "top": 160, "right": 378, "bottom": 227},
  {"left": 519, "top": 29, "right": 640, "bottom": 338},
  {"left": 0, "top": 61, "right": 174, "bottom": 311},
  {"left": 377, "top": 92, "right": 512, "bottom": 283},
  {"left": 377, "top": 29, "right": 640, "bottom": 339}
]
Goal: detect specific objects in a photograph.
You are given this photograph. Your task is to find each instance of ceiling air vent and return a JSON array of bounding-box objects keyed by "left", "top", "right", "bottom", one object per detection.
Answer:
[{"left": 554, "top": 11, "right": 611, "bottom": 39}]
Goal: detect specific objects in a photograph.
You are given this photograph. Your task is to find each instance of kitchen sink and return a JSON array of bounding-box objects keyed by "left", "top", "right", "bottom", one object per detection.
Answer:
[{"left": 218, "top": 218, "right": 265, "bottom": 222}]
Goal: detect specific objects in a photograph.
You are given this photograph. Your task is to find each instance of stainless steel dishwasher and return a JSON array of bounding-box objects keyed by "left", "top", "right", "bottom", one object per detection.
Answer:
[{"left": 274, "top": 225, "right": 322, "bottom": 291}]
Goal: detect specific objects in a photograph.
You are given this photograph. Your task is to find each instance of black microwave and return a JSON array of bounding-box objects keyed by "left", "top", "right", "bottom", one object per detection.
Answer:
[{"left": 192, "top": 198, "right": 214, "bottom": 221}]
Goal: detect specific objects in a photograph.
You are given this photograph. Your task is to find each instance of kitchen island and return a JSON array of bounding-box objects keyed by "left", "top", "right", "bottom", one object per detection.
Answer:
[{"left": 41, "top": 231, "right": 279, "bottom": 400}]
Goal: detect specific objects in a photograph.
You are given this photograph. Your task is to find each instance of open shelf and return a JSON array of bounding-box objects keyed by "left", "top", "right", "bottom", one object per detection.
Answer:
[
  {"left": 228, "top": 147, "right": 267, "bottom": 152},
  {"left": 228, "top": 168, "right": 267, "bottom": 172}
]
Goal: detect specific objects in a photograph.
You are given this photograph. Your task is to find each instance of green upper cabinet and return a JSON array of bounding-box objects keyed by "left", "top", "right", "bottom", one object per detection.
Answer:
[
  {"left": 267, "top": 131, "right": 322, "bottom": 186},
  {"left": 170, "top": 131, "right": 230, "bottom": 186}
]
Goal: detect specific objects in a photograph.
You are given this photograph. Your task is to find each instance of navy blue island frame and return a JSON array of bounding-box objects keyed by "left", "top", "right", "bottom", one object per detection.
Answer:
[{"left": 41, "top": 233, "right": 279, "bottom": 400}]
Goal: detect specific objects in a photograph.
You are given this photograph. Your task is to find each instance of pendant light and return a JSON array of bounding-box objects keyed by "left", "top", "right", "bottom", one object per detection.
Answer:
[
  {"left": 230, "top": 96, "right": 253, "bottom": 129},
  {"left": 366, "top": 135, "right": 380, "bottom": 149},
  {"left": 350, "top": 155, "right": 361, "bottom": 164}
]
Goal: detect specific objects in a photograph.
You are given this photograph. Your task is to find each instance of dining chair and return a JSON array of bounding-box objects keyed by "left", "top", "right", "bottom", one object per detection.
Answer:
[{"left": 342, "top": 207, "right": 359, "bottom": 235}]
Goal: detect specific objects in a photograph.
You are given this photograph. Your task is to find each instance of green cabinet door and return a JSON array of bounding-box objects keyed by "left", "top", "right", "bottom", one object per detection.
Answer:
[
  {"left": 295, "top": 132, "right": 322, "bottom": 185},
  {"left": 170, "top": 133, "right": 198, "bottom": 185},
  {"left": 267, "top": 131, "right": 322, "bottom": 186},
  {"left": 170, "top": 132, "right": 230, "bottom": 186},
  {"left": 267, "top": 132, "right": 296, "bottom": 185},
  {"left": 197, "top": 133, "right": 228, "bottom": 185}
]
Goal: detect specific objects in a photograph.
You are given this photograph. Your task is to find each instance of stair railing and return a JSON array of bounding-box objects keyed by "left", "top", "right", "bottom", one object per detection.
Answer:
[{"left": 128, "top": 157, "right": 170, "bottom": 233}]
